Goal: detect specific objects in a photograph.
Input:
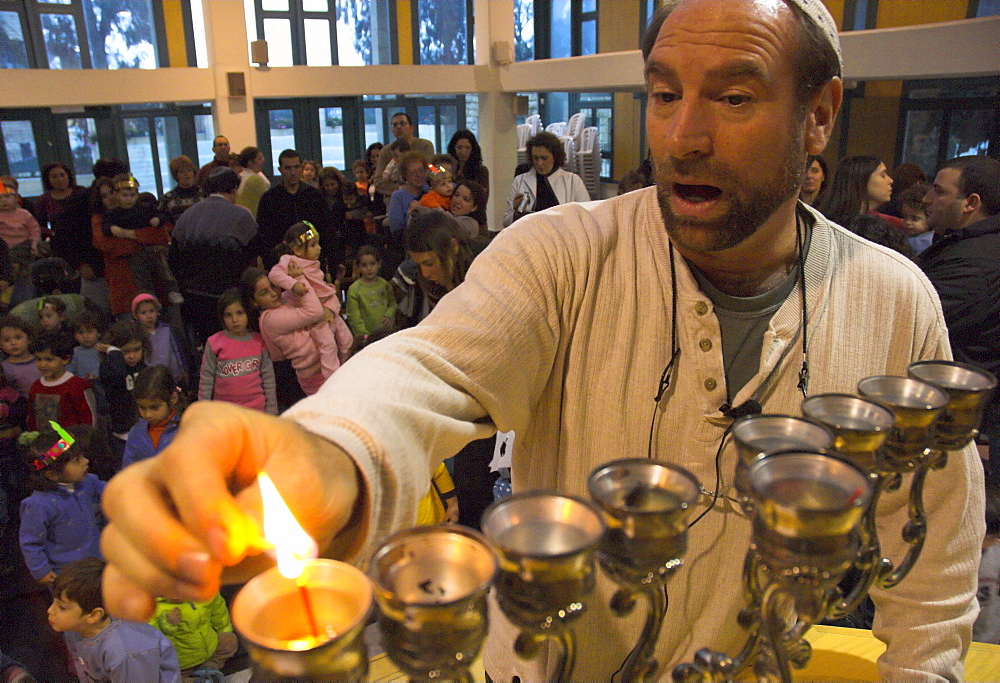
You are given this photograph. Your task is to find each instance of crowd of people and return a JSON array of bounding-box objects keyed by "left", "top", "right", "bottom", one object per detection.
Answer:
[
  {"left": 0, "top": 122, "right": 504, "bottom": 680},
  {"left": 1, "top": 0, "right": 998, "bottom": 680}
]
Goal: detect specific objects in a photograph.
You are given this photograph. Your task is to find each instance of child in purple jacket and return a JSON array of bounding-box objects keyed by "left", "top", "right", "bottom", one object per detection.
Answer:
[{"left": 18, "top": 424, "right": 104, "bottom": 585}]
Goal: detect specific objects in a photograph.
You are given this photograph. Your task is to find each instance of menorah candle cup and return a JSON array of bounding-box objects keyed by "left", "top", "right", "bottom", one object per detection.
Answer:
[
  {"left": 750, "top": 451, "right": 871, "bottom": 541},
  {"left": 908, "top": 360, "right": 998, "bottom": 450},
  {"left": 370, "top": 525, "right": 497, "bottom": 682},
  {"left": 857, "top": 376, "right": 949, "bottom": 470},
  {"left": 231, "top": 559, "right": 372, "bottom": 682},
  {"left": 481, "top": 492, "right": 605, "bottom": 632},
  {"left": 800, "top": 394, "right": 894, "bottom": 472},
  {"left": 731, "top": 416, "right": 834, "bottom": 512},
  {"left": 587, "top": 459, "right": 700, "bottom": 576}
]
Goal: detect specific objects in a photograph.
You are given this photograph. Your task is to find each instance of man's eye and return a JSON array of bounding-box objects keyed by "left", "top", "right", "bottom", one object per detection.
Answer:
[
  {"left": 723, "top": 94, "right": 751, "bottom": 106},
  {"left": 653, "top": 92, "right": 678, "bottom": 104}
]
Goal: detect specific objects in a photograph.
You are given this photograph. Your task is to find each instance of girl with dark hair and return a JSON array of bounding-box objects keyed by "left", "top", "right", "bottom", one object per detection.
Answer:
[
  {"left": 199, "top": 288, "right": 276, "bottom": 413},
  {"left": 394, "top": 211, "right": 474, "bottom": 328},
  {"left": 365, "top": 143, "right": 383, "bottom": 174},
  {"left": 447, "top": 130, "right": 490, "bottom": 202},
  {"left": 504, "top": 131, "right": 590, "bottom": 228},
  {"left": 240, "top": 262, "right": 341, "bottom": 397},
  {"left": 816, "top": 155, "right": 900, "bottom": 229},
  {"left": 121, "top": 365, "right": 184, "bottom": 468},
  {"left": 799, "top": 154, "right": 828, "bottom": 205},
  {"left": 450, "top": 178, "right": 489, "bottom": 243}
]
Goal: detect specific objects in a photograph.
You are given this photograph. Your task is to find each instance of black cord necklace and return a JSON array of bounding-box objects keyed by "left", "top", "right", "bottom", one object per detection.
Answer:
[{"left": 647, "top": 211, "right": 811, "bottom": 524}]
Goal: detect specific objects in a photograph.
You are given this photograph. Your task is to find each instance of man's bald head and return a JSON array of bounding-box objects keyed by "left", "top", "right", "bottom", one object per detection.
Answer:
[{"left": 642, "top": 0, "right": 840, "bottom": 107}]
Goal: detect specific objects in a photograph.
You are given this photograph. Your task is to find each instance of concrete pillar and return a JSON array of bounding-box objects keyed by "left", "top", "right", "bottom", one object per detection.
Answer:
[
  {"left": 202, "top": 0, "right": 257, "bottom": 150},
  {"left": 474, "top": 0, "right": 518, "bottom": 231}
]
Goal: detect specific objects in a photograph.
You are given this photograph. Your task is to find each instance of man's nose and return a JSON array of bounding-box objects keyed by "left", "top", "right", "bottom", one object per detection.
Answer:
[{"left": 662, "top": 99, "right": 712, "bottom": 160}]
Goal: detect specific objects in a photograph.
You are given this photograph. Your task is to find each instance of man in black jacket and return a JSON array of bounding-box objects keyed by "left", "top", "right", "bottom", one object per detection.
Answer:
[
  {"left": 920, "top": 155, "right": 1000, "bottom": 482},
  {"left": 255, "top": 149, "right": 338, "bottom": 269}
]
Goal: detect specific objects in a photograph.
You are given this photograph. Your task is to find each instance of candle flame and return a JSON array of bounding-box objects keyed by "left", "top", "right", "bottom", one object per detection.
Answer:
[{"left": 258, "top": 472, "right": 318, "bottom": 579}]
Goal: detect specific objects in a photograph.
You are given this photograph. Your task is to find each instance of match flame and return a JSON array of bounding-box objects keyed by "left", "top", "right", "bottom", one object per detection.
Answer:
[{"left": 258, "top": 472, "right": 318, "bottom": 579}]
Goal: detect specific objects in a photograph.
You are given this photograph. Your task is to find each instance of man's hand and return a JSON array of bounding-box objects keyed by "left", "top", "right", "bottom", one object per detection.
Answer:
[
  {"left": 100, "top": 402, "right": 361, "bottom": 621},
  {"left": 39, "top": 571, "right": 57, "bottom": 586},
  {"left": 166, "top": 607, "right": 182, "bottom": 626}
]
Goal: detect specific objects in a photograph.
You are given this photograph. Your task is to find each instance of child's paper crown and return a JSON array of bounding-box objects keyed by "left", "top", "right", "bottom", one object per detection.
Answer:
[
  {"left": 116, "top": 176, "right": 139, "bottom": 191},
  {"left": 427, "top": 164, "right": 452, "bottom": 183},
  {"left": 32, "top": 421, "right": 76, "bottom": 471},
  {"left": 297, "top": 221, "right": 319, "bottom": 246}
]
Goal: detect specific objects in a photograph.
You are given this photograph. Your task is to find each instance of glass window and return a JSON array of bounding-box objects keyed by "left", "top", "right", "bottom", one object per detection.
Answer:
[
  {"left": 194, "top": 114, "right": 215, "bottom": 166},
  {"left": 439, "top": 105, "right": 458, "bottom": 154},
  {"left": 302, "top": 0, "right": 328, "bottom": 11},
  {"left": 900, "top": 110, "right": 943, "bottom": 178},
  {"left": 550, "top": 0, "right": 571, "bottom": 59},
  {"left": 581, "top": 19, "right": 596, "bottom": 55},
  {"left": 84, "top": 1, "right": 159, "bottom": 69},
  {"left": 0, "top": 11, "right": 30, "bottom": 68},
  {"left": 1, "top": 120, "right": 42, "bottom": 196},
  {"left": 947, "top": 108, "right": 995, "bottom": 158},
  {"left": 303, "top": 18, "right": 332, "bottom": 66},
  {"left": 318, "top": 107, "right": 345, "bottom": 170},
  {"left": 976, "top": 0, "right": 1000, "bottom": 16},
  {"left": 464, "top": 94, "right": 479, "bottom": 138},
  {"left": 262, "top": 0, "right": 290, "bottom": 11},
  {"left": 417, "top": 105, "right": 435, "bottom": 145},
  {"left": 123, "top": 117, "right": 156, "bottom": 194},
  {"left": 268, "top": 110, "right": 295, "bottom": 175},
  {"left": 263, "top": 18, "right": 294, "bottom": 66},
  {"left": 336, "top": 0, "right": 369, "bottom": 65},
  {"left": 155, "top": 116, "right": 182, "bottom": 193},
  {"left": 363, "top": 107, "right": 384, "bottom": 148},
  {"left": 67, "top": 118, "right": 100, "bottom": 186},
  {"left": 40, "top": 0, "right": 73, "bottom": 4},
  {"left": 417, "top": 0, "right": 468, "bottom": 65},
  {"left": 40, "top": 13, "right": 82, "bottom": 68},
  {"left": 514, "top": 0, "right": 534, "bottom": 61}
]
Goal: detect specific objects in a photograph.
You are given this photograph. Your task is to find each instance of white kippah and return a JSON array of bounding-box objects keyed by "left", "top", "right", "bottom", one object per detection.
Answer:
[{"left": 786, "top": 0, "right": 843, "bottom": 71}]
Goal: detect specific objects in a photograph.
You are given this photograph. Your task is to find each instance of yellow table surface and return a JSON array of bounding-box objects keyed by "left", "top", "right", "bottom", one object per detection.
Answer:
[{"left": 367, "top": 625, "right": 1000, "bottom": 682}]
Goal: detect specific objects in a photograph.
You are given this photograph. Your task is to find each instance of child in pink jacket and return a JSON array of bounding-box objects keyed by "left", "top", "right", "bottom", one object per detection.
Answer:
[{"left": 268, "top": 222, "right": 352, "bottom": 381}]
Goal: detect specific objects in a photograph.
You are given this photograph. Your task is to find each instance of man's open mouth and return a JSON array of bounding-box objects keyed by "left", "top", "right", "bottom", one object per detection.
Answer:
[{"left": 674, "top": 183, "right": 722, "bottom": 203}]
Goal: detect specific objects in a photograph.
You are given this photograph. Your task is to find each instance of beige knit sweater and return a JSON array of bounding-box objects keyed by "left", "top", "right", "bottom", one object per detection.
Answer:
[{"left": 287, "top": 188, "right": 984, "bottom": 681}]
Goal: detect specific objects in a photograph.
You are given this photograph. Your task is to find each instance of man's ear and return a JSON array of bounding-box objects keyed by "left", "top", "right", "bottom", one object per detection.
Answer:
[
  {"left": 805, "top": 77, "right": 843, "bottom": 155},
  {"left": 85, "top": 606, "right": 106, "bottom": 624},
  {"left": 963, "top": 191, "right": 982, "bottom": 216}
]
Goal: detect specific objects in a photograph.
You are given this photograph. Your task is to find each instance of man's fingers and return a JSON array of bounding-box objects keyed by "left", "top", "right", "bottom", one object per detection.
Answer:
[
  {"left": 101, "top": 523, "right": 220, "bottom": 604},
  {"left": 153, "top": 402, "right": 267, "bottom": 565},
  {"left": 101, "top": 562, "right": 158, "bottom": 621}
]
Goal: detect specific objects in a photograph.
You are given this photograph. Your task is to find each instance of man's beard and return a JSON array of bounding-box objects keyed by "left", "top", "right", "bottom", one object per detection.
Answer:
[{"left": 655, "top": 131, "right": 807, "bottom": 253}]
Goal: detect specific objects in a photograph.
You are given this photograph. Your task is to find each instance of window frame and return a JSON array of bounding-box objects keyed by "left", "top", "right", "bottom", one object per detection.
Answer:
[{"left": 894, "top": 77, "right": 999, "bottom": 176}]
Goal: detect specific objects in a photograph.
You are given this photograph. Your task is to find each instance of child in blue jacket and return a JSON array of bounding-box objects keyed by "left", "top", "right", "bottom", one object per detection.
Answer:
[
  {"left": 121, "top": 365, "right": 183, "bottom": 469},
  {"left": 18, "top": 423, "right": 104, "bottom": 585}
]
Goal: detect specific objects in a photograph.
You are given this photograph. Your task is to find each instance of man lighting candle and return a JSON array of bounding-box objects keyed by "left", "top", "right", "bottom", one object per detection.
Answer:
[{"left": 100, "top": 1, "right": 983, "bottom": 680}]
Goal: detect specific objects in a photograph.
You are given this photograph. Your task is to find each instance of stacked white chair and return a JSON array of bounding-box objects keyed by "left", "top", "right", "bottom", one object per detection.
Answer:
[
  {"left": 566, "top": 112, "right": 587, "bottom": 151},
  {"left": 545, "top": 121, "right": 567, "bottom": 136},
  {"left": 525, "top": 114, "right": 542, "bottom": 136},
  {"left": 560, "top": 135, "right": 578, "bottom": 175},
  {"left": 577, "top": 126, "right": 602, "bottom": 200}
]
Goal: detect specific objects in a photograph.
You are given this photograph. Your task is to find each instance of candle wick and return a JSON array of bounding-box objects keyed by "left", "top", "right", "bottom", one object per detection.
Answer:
[{"left": 297, "top": 577, "right": 319, "bottom": 639}]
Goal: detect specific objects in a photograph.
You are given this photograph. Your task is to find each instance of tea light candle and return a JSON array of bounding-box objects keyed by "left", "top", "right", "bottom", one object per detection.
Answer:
[{"left": 230, "top": 474, "right": 372, "bottom": 680}]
